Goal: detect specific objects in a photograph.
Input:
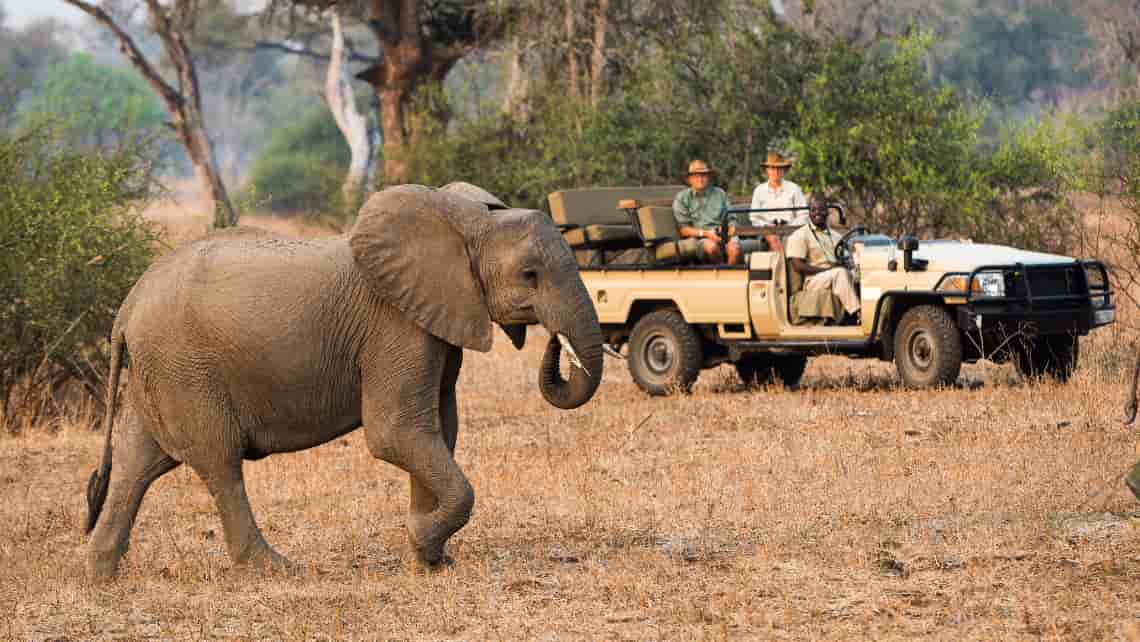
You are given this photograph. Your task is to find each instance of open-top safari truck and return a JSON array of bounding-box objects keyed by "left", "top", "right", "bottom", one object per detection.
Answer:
[{"left": 546, "top": 186, "right": 1116, "bottom": 395}]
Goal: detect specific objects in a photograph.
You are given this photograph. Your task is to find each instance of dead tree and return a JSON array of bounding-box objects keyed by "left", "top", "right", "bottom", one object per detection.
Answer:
[
  {"left": 326, "top": 3, "right": 378, "bottom": 211},
  {"left": 63, "top": 0, "right": 238, "bottom": 228}
]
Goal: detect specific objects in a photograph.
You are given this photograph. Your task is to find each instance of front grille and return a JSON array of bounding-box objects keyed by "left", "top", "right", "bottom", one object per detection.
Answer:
[{"left": 1005, "top": 265, "right": 1087, "bottom": 307}]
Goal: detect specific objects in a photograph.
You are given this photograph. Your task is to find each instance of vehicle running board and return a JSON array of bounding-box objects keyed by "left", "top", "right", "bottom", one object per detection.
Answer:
[{"left": 727, "top": 339, "right": 875, "bottom": 359}]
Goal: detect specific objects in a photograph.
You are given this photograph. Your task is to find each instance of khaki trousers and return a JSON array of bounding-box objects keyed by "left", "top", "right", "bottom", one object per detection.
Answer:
[{"left": 804, "top": 267, "right": 860, "bottom": 314}]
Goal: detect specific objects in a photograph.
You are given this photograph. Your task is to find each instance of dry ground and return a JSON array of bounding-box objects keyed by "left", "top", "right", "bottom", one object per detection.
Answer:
[{"left": 4, "top": 198, "right": 1140, "bottom": 640}]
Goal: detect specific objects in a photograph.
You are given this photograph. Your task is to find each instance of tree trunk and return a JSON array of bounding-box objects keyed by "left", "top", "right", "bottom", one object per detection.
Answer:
[
  {"left": 565, "top": 0, "right": 580, "bottom": 100},
  {"left": 62, "top": 0, "right": 237, "bottom": 228},
  {"left": 358, "top": 0, "right": 425, "bottom": 184},
  {"left": 502, "top": 34, "right": 531, "bottom": 122},
  {"left": 589, "top": 0, "right": 609, "bottom": 109},
  {"left": 326, "top": 6, "right": 376, "bottom": 211},
  {"left": 357, "top": 0, "right": 484, "bottom": 185}
]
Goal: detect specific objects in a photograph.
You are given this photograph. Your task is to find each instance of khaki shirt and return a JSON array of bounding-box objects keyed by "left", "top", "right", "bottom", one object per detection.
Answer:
[{"left": 785, "top": 223, "right": 842, "bottom": 269}]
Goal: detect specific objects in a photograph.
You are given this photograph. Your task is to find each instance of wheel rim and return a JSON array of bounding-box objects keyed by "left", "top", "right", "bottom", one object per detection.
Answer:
[
  {"left": 907, "top": 329, "right": 935, "bottom": 371},
  {"left": 643, "top": 333, "right": 675, "bottom": 376}
]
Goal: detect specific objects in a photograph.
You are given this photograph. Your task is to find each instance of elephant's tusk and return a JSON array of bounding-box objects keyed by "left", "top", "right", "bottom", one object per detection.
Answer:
[{"left": 556, "top": 333, "right": 590, "bottom": 377}]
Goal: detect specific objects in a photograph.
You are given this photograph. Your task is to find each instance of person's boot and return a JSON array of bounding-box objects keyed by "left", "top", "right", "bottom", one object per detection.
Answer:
[{"left": 1125, "top": 460, "right": 1140, "bottom": 502}]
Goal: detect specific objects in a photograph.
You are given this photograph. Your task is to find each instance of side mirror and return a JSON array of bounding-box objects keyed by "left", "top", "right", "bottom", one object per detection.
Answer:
[{"left": 897, "top": 235, "right": 925, "bottom": 272}]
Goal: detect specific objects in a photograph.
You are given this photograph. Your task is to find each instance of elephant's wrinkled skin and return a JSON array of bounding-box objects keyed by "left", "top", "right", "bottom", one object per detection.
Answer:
[{"left": 85, "top": 184, "right": 604, "bottom": 580}]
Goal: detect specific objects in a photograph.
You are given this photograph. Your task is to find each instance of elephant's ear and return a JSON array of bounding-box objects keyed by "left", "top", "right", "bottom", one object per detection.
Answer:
[
  {"left": 440, "top": 181, "right": 508, "bottom": 210},
  {"left": 350, "top": 185, "right": 494, "bottom": 352}
]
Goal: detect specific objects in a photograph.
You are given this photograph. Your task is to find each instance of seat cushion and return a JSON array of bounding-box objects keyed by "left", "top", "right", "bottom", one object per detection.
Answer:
[
  {"left": 654, "top": 238, "right": 703, "bottom": 262},
  {"left": 549, "top": 186, "right": 685, "bottom": 228},
  {"left": 636, "top": 206, "right": 679, "bottom": 241},
  {"left": 562, "top": 224, "right": 640, "bottom": 248}
]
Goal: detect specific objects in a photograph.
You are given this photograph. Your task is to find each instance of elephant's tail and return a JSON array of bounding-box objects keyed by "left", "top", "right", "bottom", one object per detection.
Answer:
[
  {"left": 86, "top": 330, "right": 124, "bottom": 533},
  {"left": 1127, "top": 348, "right": 1140, "bottom": 426}
]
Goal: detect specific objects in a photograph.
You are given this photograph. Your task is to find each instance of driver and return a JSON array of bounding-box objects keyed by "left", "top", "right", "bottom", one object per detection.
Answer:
[
  {"left": 672, "top": 159, "right": 742, "bottom": 265},
  {"left": 786, "top": 196, "right": 860, "bottom": 323}
]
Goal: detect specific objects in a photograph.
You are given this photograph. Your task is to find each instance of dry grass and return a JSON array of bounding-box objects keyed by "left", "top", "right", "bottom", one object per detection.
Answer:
[
  {"left": 3, "top": 191, "right": 1140, "bottom": 640},
  {"left": 3, "top": 331, "right": 1140, "bottom": 640}
]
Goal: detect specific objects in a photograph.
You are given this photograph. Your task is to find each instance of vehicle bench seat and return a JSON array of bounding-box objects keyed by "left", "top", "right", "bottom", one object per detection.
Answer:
[
  {"left": 548, "top": 186, "right": 684, "bottom": 251},
  {"left": 634, "top": 205, "right": 702, "bottom": 263}
]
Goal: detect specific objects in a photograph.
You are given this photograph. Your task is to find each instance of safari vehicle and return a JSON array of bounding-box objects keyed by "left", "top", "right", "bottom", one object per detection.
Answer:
[{"left": 547, "top": 186, "right": 1116, "bottom": 394}]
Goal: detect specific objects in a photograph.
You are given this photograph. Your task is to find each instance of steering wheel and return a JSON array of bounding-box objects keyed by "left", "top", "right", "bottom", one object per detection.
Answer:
[{"left": 833, "top": 225, "right": 866, "bottom": 271}]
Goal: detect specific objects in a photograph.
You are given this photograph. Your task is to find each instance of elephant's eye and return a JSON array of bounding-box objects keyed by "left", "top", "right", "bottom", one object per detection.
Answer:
[{"left": 522, "top": 270, "right": 538, "bottom": 289}]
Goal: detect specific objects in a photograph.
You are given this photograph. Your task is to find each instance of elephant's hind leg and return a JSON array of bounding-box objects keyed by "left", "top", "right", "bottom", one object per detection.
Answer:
[
  {"left": 194, "top": 458, "right": 296, "bottom": 573},
  {"left": 87, "top": 408, "right": 180, "bottom": 581}
]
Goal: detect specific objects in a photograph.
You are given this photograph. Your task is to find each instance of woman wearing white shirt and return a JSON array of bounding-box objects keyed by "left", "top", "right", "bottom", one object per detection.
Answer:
[{"left": 749, "top": 151, "right": 808, "bottom": 226}]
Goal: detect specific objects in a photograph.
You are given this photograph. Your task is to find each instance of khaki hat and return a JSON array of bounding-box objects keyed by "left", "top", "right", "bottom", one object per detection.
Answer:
[
  {"left": 686, "top": 159, "right": 715, "bottom": 176},
  {"left": 761, "top": 151, "right": 793, "bottom": 168}
]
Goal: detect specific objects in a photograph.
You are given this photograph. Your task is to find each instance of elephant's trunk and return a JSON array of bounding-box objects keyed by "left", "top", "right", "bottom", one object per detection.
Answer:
[
  {"left": 1126, "top": 348, "right": 1140, "bottom": 425},
  {"left": 536, "top": 289, "right": 604, "bottom": 410}
]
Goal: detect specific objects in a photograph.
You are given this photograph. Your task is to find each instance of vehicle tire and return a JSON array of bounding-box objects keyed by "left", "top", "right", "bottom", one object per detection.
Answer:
[
  {"left": 893, "top": 305, "right": 962, "bottom": 388},
  {"left": 775, "top": 355, "right": 809, "bottom": 388},
  {"left": 735, "top": 354, "right": 808, "bottom": 388},
  {"left": 1013, "top": 334, "right": 1079, "bottom": 382},
  {"left": 628, "top": 309, "right": 703, "bottom": 395},
  {"left": 735, "top": 355, "right": 767, "bottom": 386}
]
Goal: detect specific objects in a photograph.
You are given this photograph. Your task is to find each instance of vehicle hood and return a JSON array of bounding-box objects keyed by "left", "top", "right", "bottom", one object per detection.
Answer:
[{"left": 908, "top": 241, "right": 1076, "bottom": 271}]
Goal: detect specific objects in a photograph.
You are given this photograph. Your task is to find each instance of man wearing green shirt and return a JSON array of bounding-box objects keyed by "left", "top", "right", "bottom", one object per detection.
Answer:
[{"left": 672, "top": 159, "right": 741, "bottom": 265}]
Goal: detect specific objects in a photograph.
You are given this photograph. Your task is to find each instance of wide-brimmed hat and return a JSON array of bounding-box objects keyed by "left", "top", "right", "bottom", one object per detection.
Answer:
[
  {"left": 761, "top": 151, "right": 793, "bottom": 168},
  {"left": 686, "top": 159, "right": 716, "bottom": 176}
]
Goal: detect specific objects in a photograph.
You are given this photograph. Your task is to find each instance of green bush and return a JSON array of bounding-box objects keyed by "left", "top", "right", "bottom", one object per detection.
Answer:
[
  {"left": 971, "top": 115, "right": 1081, "bottom": 253},
  {"left": 18, "top": 52, "right": 167, "bottom": 150},
  {"left": 243, "top": 107, "right": 348, "bottom": 214},
  {"left": 0, "top": 129, "right": 162, "bottom": 430}
]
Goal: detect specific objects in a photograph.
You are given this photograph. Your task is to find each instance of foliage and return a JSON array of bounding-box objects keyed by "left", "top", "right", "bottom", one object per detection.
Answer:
[
  {"left": 243, "top": 106, "right": 349, "bottom": 214},
  {"left": 971, "top": 115, "right": 1083, "bottom": 252},
  {"left": 18, "top": 52, "right": 168, "bottom": 151},
  {"left": 937, "top": 2, "right": 1093, "bottom": 105},
  {"left": 400, "top": 13, "right": 825, "bottom": 207},
  {"left": 401, "top": 21, "right": 1084, "bottom": 256},
  {"left": 1093, "top": 101, "right": 1140, "bottom": 321},
  {"left": 789, "top": 32, "right": 986, "bottom": 237},
  {"left": 0, "top": 128, "right": 162, "bottom": 431},
  {"left": 0, "top": 14, "right": 68, "bottom": 129}
]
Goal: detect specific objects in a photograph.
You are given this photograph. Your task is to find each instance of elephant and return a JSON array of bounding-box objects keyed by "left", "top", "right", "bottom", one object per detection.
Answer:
[
  {"left": 84, "top": 182, "right": 604, "bottom": 580},
  {"left": 1124, "top": 352, "right": 1140, "bottom": 500}
]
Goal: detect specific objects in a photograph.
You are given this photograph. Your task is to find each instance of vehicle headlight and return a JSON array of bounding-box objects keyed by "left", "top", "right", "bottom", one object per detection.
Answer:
[
  {"left": 936, "top": 271, "right": 1005, "bottom": 297},
  {"left": 974, "top": 272, "right": 1005, "bottom": 297}
]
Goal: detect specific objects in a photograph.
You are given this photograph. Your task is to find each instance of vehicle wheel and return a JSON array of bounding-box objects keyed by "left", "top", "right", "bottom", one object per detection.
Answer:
[
  {"left": 1013, "top": 335, "right": 1079, "bottom": 382},
  {"left": 628, "top": 309, "right": 702, "bottom": 395},
  {"left": 775, "top": 355, "right": 808, "bottom": 388},
  {"left": 735, "top": 354, "right": 808, "bottom": 388},
  {"left": 893, "top": 305, "right": 962, "bottom": 388}
]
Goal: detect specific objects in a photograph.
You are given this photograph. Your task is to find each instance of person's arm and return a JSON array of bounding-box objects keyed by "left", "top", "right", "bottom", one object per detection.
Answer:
[
  {"left": 790, "top": 257, "right": 833, "bottom": 275},
  {"left": 786, "top": 231, "right": 832, "bottom": 275},
  {"left": 673, "top": 192, "right": 706, "bottom": 240},
  {"left": 720, "top": 190, "right": 736, "bottom": 229},
  {"left": 679, "top": 225, "right": 714, "bottom": 240},
  {"left": 749, "top": 186, "right": 768, "bottom": 226}
]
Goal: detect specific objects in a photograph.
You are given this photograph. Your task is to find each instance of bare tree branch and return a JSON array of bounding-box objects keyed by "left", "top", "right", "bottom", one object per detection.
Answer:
[{"left": 60, "top": 0, "right": 182, "bottom": 107}]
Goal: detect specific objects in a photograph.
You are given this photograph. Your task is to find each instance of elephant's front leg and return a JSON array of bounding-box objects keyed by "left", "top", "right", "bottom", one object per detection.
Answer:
[{"left": 364, "top": 344, "right": 473, "bottom": 567}]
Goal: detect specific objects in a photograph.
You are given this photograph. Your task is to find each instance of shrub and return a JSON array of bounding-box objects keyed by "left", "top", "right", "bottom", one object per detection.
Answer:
[
  {"left": 243, "top": 107, "right": 348, "bottom": 215},
  {"left": 0, "top": 128, "right": 162, "bottom": 431}
]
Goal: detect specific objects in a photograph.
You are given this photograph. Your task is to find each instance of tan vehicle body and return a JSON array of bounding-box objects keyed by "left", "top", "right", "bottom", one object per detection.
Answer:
[{"left": 550, "top": 187, "right": 1115, "bottom": 394}]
